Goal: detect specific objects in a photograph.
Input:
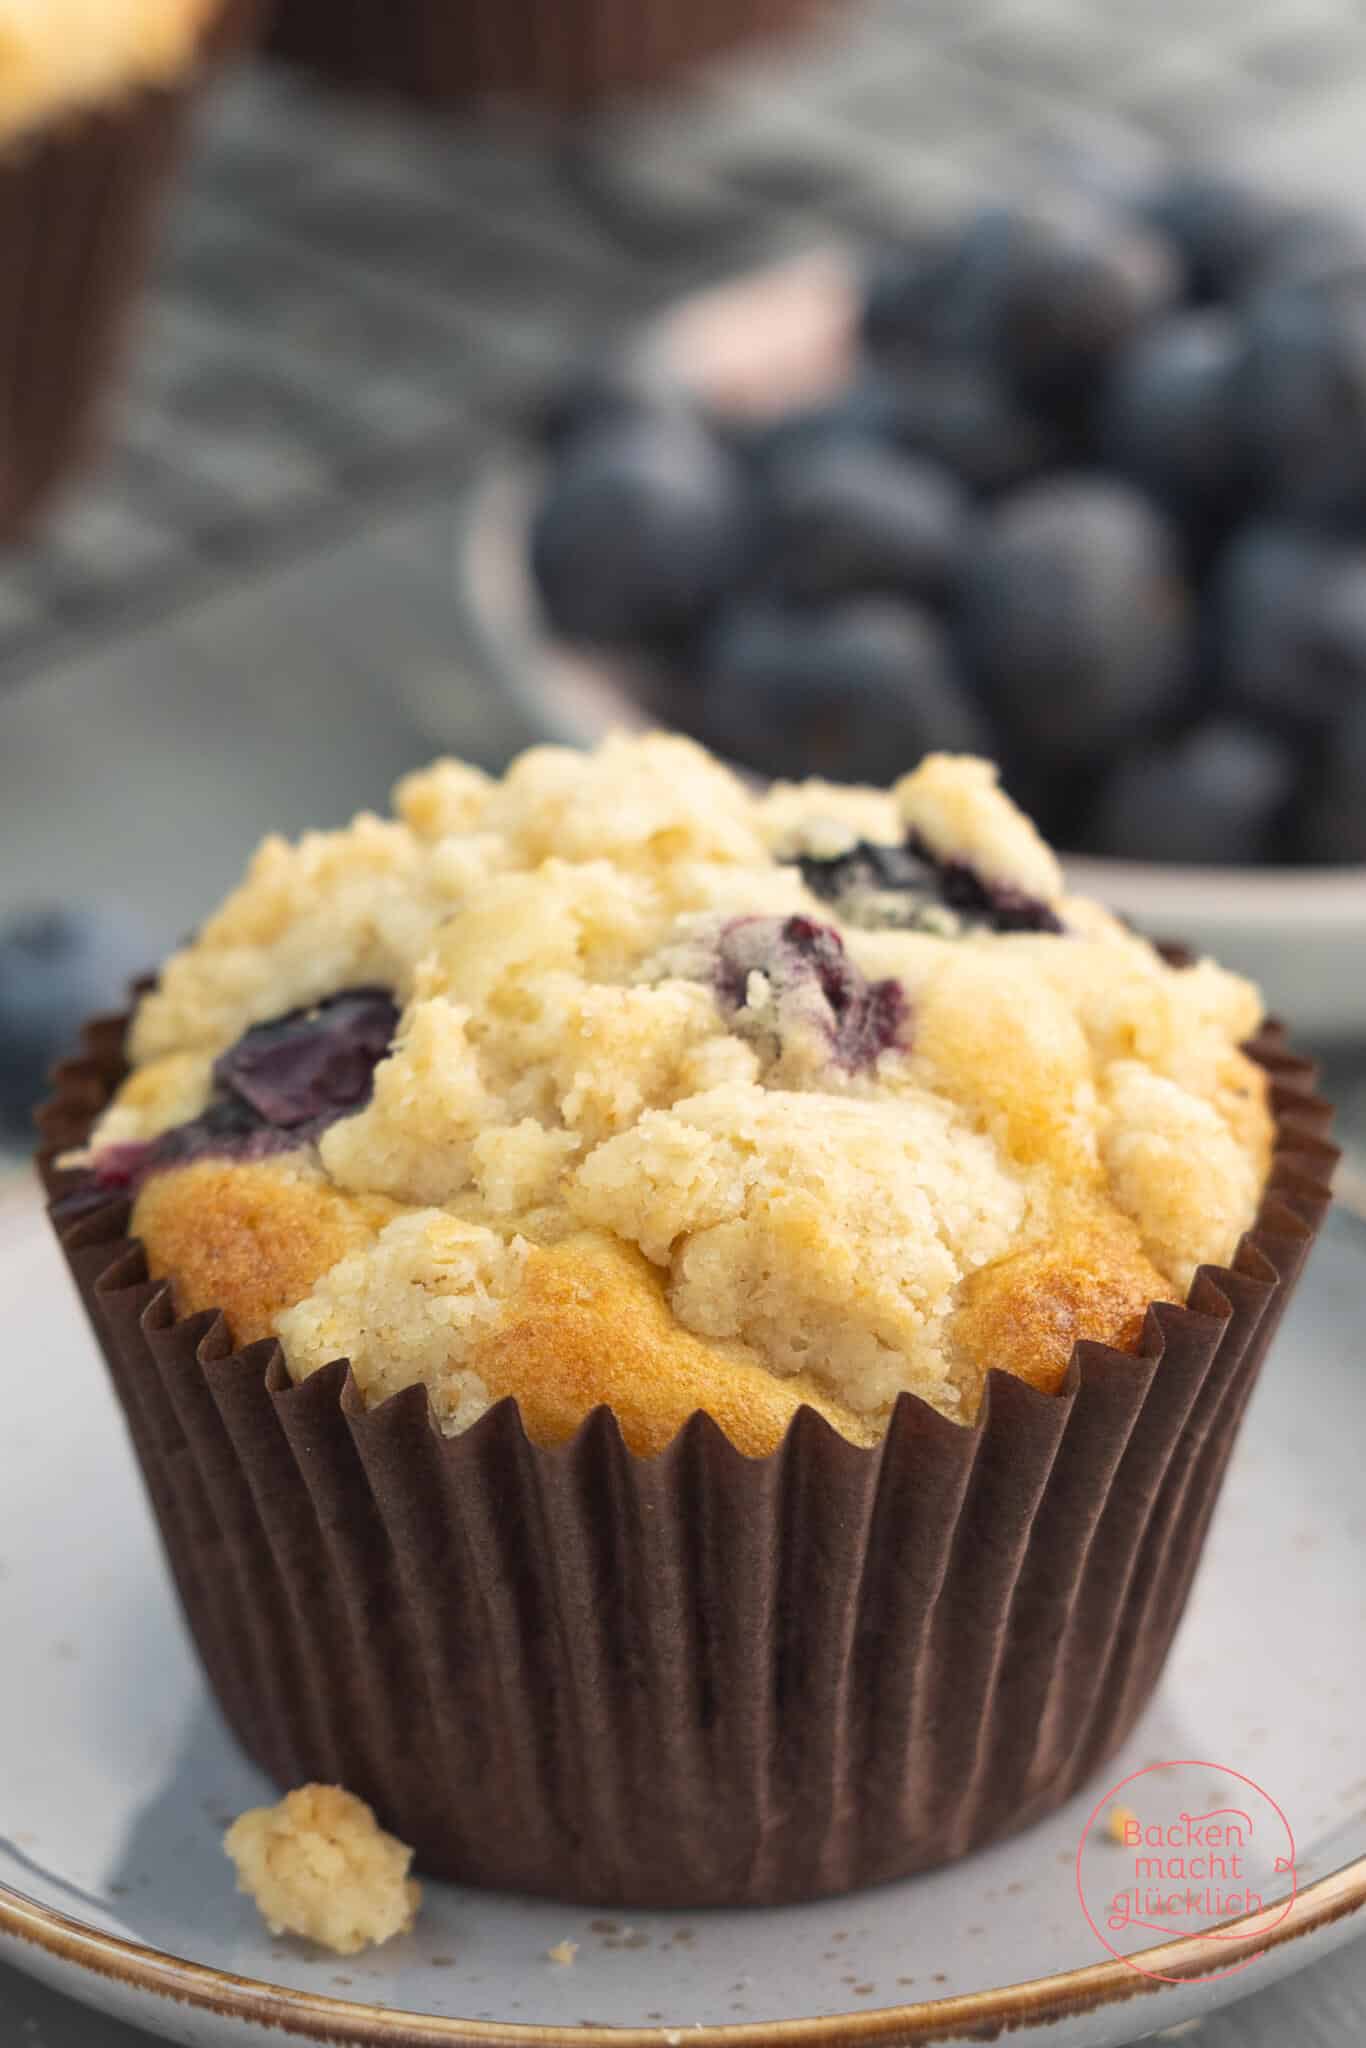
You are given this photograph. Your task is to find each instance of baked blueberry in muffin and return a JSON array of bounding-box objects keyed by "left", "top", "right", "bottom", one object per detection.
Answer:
[{"left": 74, "top": 739, "right": 1272, "bottom": 1456}]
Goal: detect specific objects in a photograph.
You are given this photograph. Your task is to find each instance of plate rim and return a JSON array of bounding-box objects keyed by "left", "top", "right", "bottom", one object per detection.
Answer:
[{"left": 4, "top": 1849, "right": 1366, "bottom": 2047}]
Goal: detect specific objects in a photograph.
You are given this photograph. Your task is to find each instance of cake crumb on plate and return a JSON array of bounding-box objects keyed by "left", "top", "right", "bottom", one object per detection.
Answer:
[
  {"left": 1106, "top": 1803, "right": 1140, "bottom": 1844},
  {"left": 224, "top": 1784, "right": 420, "bottom": 1955},
  {"left": 546, "top": 1939, "right": 578, "bottom": 1965}
]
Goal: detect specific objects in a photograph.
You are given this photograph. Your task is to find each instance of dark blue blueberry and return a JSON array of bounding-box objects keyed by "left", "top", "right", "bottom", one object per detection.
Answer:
[
  {"left": 1301, "top": 695, "right": 1366, "bottom": 864},
  {"left": 987, "top": 205, "right": 1179, "bottom": 413},
  {"left": 863, "top": 204, "right": 1177, "bottom": 408},
  {"left": 699, "top": 595, "right": 988, "bottom": 784},
  {"left": 90, "top": 987, "right": 400, "bottom": 1194},
  {"left": 907, "top": 833, "right": 1065, "bottom": 932},
  {"left": 1236, "top": 271, "right": 1366, "bottom": 523},
  {"left": 796, "top": 836, "right": 1062, "bottom": 934},
  {"left": 861, "top": 209, "right": 1061, "bottom": 367},
  {"left": 761, "top": 439, "right": 967, "bottom": 606},
  {"left": 961, "top": 475, "right": 1191, "bottom": 762},
  {"left": 1138, "top": 169, "right": 1287, "bottom": 302},
  {"left": 0, "top": 903, "right": 152, "bottom": 1142},
  {"left": 860, "top": 229, "right": 988, "bottom": 362},
  {"left": 1102, "top": 310, "right": 1245, "bottom": 533},
  {"left": 213, "top": 988, "right": 399, "bottom": 1127},
  {"left": 740, "top": 373, "right": 910, "bottom": 471},
  {"left": 1214, "top": 524, "right": 1366, "bottom": 733},
  {"left": 530, "top": 416, "right": 755, "bottom": 651},
  {"left": 796, "top": 837, "right": 930, "bottom": 907},
  {"left": 1085, "top": 719, "right": 1299, "bottom": 865},
  {"left": 887, "top": 359, "right": 1063, "bottom": 496},
  {"left": 91, "top": 1098, "right": 296, "bottom": 1194},
  {"left": 714, "top": 913, "right": 907, "bottom": 1071},
  {"left": 532, "top": 350, "right": 691, "bottom": 455}
]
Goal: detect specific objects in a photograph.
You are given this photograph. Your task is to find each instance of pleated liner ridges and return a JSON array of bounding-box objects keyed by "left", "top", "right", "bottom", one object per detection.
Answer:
[
  {"left": 265, "top": 0, "right": 819, "bottom": 107},
  {"left": 0, "top": 0, "right": 261, "bottom": 541},
  {"left": 38, "top": 1017, "right": 1335, "bottom": 1908}
]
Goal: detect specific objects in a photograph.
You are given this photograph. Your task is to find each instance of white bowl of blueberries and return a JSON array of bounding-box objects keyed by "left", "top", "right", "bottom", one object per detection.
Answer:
[{"left": 456, "top": 163, "right": 1366, "bottom": 1036}]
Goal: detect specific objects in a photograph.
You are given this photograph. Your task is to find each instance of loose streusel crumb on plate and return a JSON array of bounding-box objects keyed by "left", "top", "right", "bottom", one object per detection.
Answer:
[
  {"left": 1107, "top": 1804, "right": 1140, "bottom": 1845},
  {"left": 224, "top": 1785, "right": 420, "bottom": 1955},
  {"left": 81, "top": 737, "right": 1273, "bottom": 1451}
]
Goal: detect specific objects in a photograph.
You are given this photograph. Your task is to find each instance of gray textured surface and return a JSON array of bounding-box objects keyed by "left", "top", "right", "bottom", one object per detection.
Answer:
[{"left": 2, "top": 0, "right": 1365, "bottom": 2036}]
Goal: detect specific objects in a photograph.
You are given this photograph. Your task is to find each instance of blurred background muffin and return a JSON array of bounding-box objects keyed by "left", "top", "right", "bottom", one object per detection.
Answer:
[
  {"left": 0, "top": 0, "right": 260, "bottom": 542},
  {"left": 265, "top": 0, "right": 824, "bottom": 108}
]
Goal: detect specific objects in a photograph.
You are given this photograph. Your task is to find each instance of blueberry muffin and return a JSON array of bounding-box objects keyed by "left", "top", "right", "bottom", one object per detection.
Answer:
[
  {"left": 75, "top": 738, "right": 1273, "bottom": 1459},
  {"left": 0, "top": 0, "right": 255, "bottom": 537},
  {"left": 49, "top": 734, "right": 1330, "bottom": 1904}
]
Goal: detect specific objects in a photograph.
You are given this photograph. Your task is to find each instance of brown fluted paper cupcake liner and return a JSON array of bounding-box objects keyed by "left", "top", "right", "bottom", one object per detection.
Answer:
[
  {"left": 0, "top": 0, "right": 260, "bottom": 543},
  {"left": 37, "top": 1017, "right": 1335, "bottom": 1907},
  {"left": 265, "top": 0, "right": 823, "bottom": 109}
]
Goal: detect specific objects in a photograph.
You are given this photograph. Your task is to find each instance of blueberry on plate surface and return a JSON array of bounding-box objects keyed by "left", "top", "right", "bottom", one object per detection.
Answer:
[
  {"left": 1302, "top": 694, "right": 1366, "bottom": 864},
  {"left": 1237, "top": 270, "right": 1366, "bottom": 522},
  {"left": 530, "top": 415, "right": 755, "bottom": 650},
  {"left": 961, "top": 474, "right": 1191, "bottom": 761},
  {"left": 1085, "top": 718, "right": 1300, "bottom": 866},
  {"left": 0, "top": 903, "right": 153, "bottom": 1142},
  {"left": 1214, "top": 523, "right": 1366, "bottom": 732},
  {"left": 1102, "top": 309, "right": 1245, "bottom": 532},
  {"left": 699, "top": 595, "right": 988, "bottom": 784},
  {"left": 1139, "top": 168, "right": 1288, "bottom": 302},
  {"left": 762, "top": 439, "right": 967, "bottom": 606}
]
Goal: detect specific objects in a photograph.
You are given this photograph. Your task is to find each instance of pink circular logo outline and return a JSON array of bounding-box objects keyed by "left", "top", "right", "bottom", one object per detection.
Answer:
[{"left": 1075, "top": 1759, "right": 1298, "bottom": 1985}]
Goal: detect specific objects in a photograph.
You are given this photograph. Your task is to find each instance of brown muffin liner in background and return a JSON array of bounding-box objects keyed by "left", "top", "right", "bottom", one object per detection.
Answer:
[
  {"left": 264, "top": 0, "right": 823, "bottom": 109},
  {"left": 38, "top": 1019, "right": 1335, "bottom": 1907},
  {"left": 0, "top": 0, "right": 263, "bottom": 543},
  {"left": 205, "top": 0, "right": 273, "bottom": 62}
]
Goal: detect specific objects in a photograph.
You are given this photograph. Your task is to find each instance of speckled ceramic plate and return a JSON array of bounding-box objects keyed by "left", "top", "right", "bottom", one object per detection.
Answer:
[
  {"left": 443, "top": 250, "right": 1366, "bottom": 1039},
  {"left": 2, "top": 1181, "right": 1365, "bottom": 2048}
]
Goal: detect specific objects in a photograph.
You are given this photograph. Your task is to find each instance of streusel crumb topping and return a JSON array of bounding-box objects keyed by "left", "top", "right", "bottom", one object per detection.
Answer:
[
  {"left": 224, "top": 1785, "right": 420, "bottom": 1955},
  {"left": 86, "top": 737, "right": 1272, "bottom": 1446}
]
